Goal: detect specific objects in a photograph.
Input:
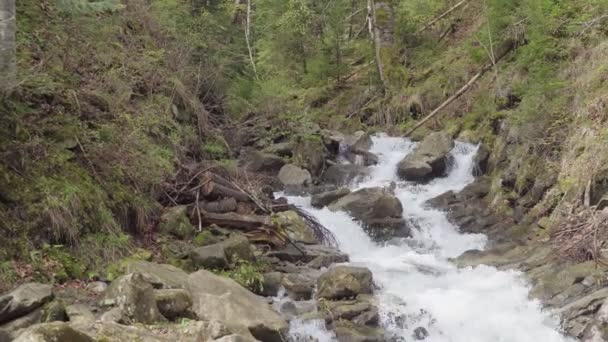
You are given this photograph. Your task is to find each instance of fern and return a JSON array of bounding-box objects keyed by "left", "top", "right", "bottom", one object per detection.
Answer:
[{"left": 56, "top": 0, "right": 124, "bottom": 14}]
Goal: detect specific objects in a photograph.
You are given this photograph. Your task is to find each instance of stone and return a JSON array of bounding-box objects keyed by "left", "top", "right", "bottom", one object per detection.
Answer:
[
  {"left": 323, "top": 164, "right": 369, "bottom": 186},
  {"left": 71, "top": 321, "right": 170, "bottom": 341},
  {"left": 346, "top": 131, "right": 373, "bottom": 151},
  {"left": 473, "top": 144, "right": 491, "bottom": 176},
  {"left": 273, "top": 210, "right": 317, "bottom": 244},
  {"left": 65, "top": 304, "right": 95, "bottom": 325},
  {"left": 334, "top": 322, "right": 385, "bottom": 342},
  {"left": 278, "top": 164, "right": 312, "bottom": 190},
  {"left": 100, "top": 307, "right": 125, "bottom": 323},
  {"left": 222, "top": 234, "right": 255, "bottom": 263},
  {"left": 260, "top": 272, "right": 283, "bottom": 297},
  {"left": 311, "top": 188, "right": 351, "bottom": 208},
  {"left": 101, "top": 272, "right": 165, "bottom": 324},
  {"left": 0, "top": 307, "right": 43, "bottom": 338},
  {"left": 397, "top": 131, "right": 454, "bottom": 182},
  {"left": 214, "top": 334, "right": 258, "bottom": 342},
  {"left": 0, "top": 283, "right": 53, "bottom": 325},
  {"left": 322, "top": 299, "right": 378, "bottom": 326},
  {"left": 86, "top": 281, "right": 108, "bottom": 295},
  {"left": 307, "top": 253, "right": 349, "bottom": 269},
  {"left": 267, "top": 243, "right": 348, "bottom": 264},
  {"left": 190, "top": 244, "right": 229, "bottom": 269},
  {"left": 321, "top": 130, "right": 346, "bottom": 155},
  {"left": 316, "top": 266, "right": 373, "bottom": 300},
  {"left": 281, "top": 272, "right": 318, "bottom": 301},
  {"left": 187, "top": 269, "right": 288, "bottom": 342},
  {"left": 159, "top": 206, "right": 195, "bottom": 239},
  {"left": 293, "top": 138, "right": 327, "bottom": 177},
  {"left": 243, "top": 150, "right": 285, "bottom": 174},
  {"left": 124, "top": 260, "right": 189, "bottom": 289},
  {"left": 154, "top": 289, "right": 192, "bottom": 320},
  {"left": 41, "top": 301, "right": 66, "bottom": 323},
  {"left": 13, "top": 322, "right": 94, "bottom": 342},
  {"left": 413, "top": 326, "right": 429, "bottom": 340},
  {"left": 263, "top": 142, "right": 293, "bottom": 157}
]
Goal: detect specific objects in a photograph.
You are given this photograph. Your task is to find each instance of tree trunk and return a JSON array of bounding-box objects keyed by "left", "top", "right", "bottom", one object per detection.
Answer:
[
  {"left": 368, "top": 0, "right": 394, "bottom": 91},
  {"left": 0, "top": 0, "right": 16, "bottom": 93}
]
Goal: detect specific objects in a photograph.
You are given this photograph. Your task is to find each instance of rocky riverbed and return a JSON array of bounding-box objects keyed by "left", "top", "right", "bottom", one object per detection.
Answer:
[{"left": 1, "top": 130, "right": 606, "bottom": 341}]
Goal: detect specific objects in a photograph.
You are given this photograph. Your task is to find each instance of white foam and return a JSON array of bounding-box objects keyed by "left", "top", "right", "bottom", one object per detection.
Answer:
[{"left": 283, "top": 135, "right": 572, "bottom": 342}]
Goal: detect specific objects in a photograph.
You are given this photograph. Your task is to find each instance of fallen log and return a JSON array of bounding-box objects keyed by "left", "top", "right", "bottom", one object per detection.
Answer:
[
  {"left": 417, "top": 0, "right": 468, "bottom": 34},
  {"left": 200, "top": 210, "right": 272, "bottom": 230},
  {"left": 202, "top": 181, "right": 252, "bottom": 202},
  {"left": 201, "top": 172, "right": 237, "bottom": 190},
  {"left": 200, "top": 198, "right": 238, "bottom": 213}
]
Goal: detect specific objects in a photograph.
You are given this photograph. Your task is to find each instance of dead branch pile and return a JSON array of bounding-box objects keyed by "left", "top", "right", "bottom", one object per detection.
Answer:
[{"left": 552, "top": 207, "right": 608, "bottom": 263}]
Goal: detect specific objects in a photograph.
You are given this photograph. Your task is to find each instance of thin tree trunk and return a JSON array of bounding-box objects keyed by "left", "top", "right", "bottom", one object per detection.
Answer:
[
  {"left": 0, "top": 0, "right": 16, "bottom": 93},
  {"left": 368, "top": 0, "right": 394, "bottom": 92},
  {"left": 416, "top": 0, "right": 468, "bottom": 34},
  {"left": 245, "top": 0, "right": 259, "bottom": 80}
]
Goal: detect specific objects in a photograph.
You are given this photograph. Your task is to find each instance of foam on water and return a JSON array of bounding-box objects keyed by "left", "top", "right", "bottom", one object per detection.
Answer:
[{"left": 283, "top": 134, "right": 571, "bottom": 342}]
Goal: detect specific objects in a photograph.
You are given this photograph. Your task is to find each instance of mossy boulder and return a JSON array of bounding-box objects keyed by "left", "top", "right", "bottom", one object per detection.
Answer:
[
  {"left": 159, "top": 206, "right": 195, "bottom": 239},
  {"left": 13, "top": 322, "right": 94, "bottom": 342},
  {"left": 293, "top": 136, "right": 327, "bottom": 178},
  {"left": 154, "top": 289, "right": 192, "bottom": 320},
  {"left": 100, "top": 272, "right": 165, "bottom": 324},
  {"left": 316, "top": 266, "right": 373, "bottom": 300},
  {"left": 273, "top": 210, "right": 317, "bottom": 244},
  {"left": 0, "top": 283, "right": 54, "bottom": 324},
  {"left": 397, "top": 131, "right": 454, "bottom": 182},
  {"left": 124, "top": 261, "right": 189, "bottom": 290}
]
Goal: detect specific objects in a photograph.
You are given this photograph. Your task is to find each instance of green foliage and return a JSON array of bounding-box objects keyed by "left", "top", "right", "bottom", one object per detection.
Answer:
[
  {"left": 220, "top": 258, "right": 267, "bottom": 292},
  {"left": 56, "top": 0, "right": 124, "bottom": 14}
]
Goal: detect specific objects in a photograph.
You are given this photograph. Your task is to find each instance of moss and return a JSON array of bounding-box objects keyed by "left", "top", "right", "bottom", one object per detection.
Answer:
[{"left": 193, "top": 231, "right": 220, "bottom": 247}]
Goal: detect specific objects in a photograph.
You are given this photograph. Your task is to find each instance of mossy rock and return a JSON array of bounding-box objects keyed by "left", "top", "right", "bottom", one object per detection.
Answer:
[{"left": 159, "top": 206, "right": 195, "bottom": 239}]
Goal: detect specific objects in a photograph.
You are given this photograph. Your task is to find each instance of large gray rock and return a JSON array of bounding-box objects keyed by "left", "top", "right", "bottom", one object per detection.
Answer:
[
  {"left": 0, "top": 283, "right": 53, "bottom": 325},
  {"left": 316, "top": 266, "right": 373, "bottom": 300},
  {"left": 13, "top": 322, "right": 94, "bottom": 342},
  {"left": 221, "top": 234, "right": 255, "bottom": 263},
  {"left": 397, "top": 131, "right": 454, "bottom": 182},
  {"left": 154, "top": 289, "right": 192, "bottom": 320},
  {"left": 280, "top": 271, "right": 320, "bottom": 301},
  {"left": 101, "top": 272, "right": 165, "bottom": 324},
  {"left": 278, "top": 164, "right": 312, "bottom": 190},
  {"left": 65, "top": 304, "right": 95, "bottom": 325},
  {"left": 272, "top": 210, "right": 317, "bottom": 244},
  {"left": 267, "top": 243, "right": 348, "bottom": 264},
  {"left": 159, "top": 206, "right": 195, "bottom": 239},
  {"left": 243, "top": 150, "right": 285, "bottom": 174},
  {"left": 124, "top": 261, "right": 189, "bottom": 290},
  {"left": 334, "top": 322, "right": 385, "bottom": 342},
  {"left": 322, "top": 164, "right": 369, "bottom": 186},
  {"left": 311, "top": 188, "right": 351, "bottom": 208},
  {"left": 187, "top": 269, "right": 288, "bottom": 342},
  {"left": 190, "top": 244, "right": 229, "bottom": 269},
  {"left": 329, "top": 187, "right": 409, "bottom": 240},
  {"left": 263, "top": 142, "right": 293, "bottom": 157}
]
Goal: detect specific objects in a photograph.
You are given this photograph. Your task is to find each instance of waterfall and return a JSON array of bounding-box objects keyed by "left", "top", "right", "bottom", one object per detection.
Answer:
[{"left": 282, "top": 135, "right": 571, "bottom": 342}]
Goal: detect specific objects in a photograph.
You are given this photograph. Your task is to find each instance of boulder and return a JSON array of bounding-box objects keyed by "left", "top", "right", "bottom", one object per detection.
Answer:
[
  {"left": 124, "top": 261, "right": 189, "bottom": 290},
  {"left": 273, "top": 211, "right": 317, "bottom": 244},
  {"left": 328, "top": 187, "right": 408, "bottom": 240},
  {"left": 243, "top": 150, "right": 285, "bottom": 174},
  {"left": 187, "top": 269, "right": 288, "bottom": 342},
  {"left": 101, "top": 272, "right": 165, "bottom": 324},
  {"left": 316, "top": 266, "right": 373, "bottom": 300},
  {"left": 334, "top": 322, "right": 385, "bottom": 342},
  {"left": 86, "top": 281, "right": 108, "bottom": 295},
  {"left": 321, "top": 130, "right": 346, "bottom": 155},
  {"left": 473, "top": 144, "right": 490, "bottom": 176},
  {"left": 190, "top": 244, "right": 229, "bottom": 269},
  {"left": 293, "top": 138, "right": 327, "bottom": 177},
  {"left": 267, "top": 243, "right": 348, "bottom": 264},
  {"left": 397, "top": 131, "right": 454, "bottom": 182},
  {"left": 0, "top": 283, "right": 53, "bottom": 324},
  {"left": 13, "top": 322, "right": 93, "bottom": 342},
  {"left": 280, "top": 272, "right": 319, "bottom": 301},
  {"left": 65, "top": 304, "right": 95, "bottom": 325},
  {"left": 263, "top": 142, "right": 293, "bottom": 157},
  {"left": 154, "top": 289, "right": 192, "bottom": 320},
  {"left": 221, "top": 234, "right": 255, "bottom": 263},
  {"left": 260, "top": 272, "right": 283, "bottom": 297},
  {"left": 159, "top": 206, "right": 195, "bottom": 239},
  {"left": 311, "top": 188, "right": 351, "bottom": 208},
  {"left": 278, "top": 164, "right": 312, "bottom": 190},
  {"left": 345, "top": 131, "right": 373, "bottom": 151},
  {"left": 323, "top": 164, "right": 369, "bottom": 186},
  {"left": 321, "top": 298, "right": 379, "bottom": 326}
]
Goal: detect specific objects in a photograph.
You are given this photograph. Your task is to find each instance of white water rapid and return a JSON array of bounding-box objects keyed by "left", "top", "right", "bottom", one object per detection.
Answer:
[{"left": 282, "top": 135, "right": 572, "bottom": 342}]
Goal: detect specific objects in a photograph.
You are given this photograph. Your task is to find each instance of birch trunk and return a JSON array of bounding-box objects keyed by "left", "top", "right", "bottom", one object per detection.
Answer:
[
  {"left": 0, "top": 0, "right": 16, "bottom": 93},
  {"left": 368, "top": 0, "right": 394, "bottom": 91}
]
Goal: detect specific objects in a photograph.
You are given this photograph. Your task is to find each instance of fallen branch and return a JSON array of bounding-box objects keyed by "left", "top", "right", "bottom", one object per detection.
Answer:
[
  {"left": 200, "top": 210, "right": 271, "bottom": 230},
  {"left": 200, "top": 198, "right": 238, "bottom": 213},
  {"left": 417, "top": 0, "right": 468, "bottom": 34},
  {"left": 405, "top": 41, "right": 515, "bottom": 137},
  {"left": 202, "top": 181, "right": 252, "bottom": 202}
]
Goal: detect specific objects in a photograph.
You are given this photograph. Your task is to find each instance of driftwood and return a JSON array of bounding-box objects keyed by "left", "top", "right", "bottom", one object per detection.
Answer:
[
  {"left": 405, "top": 40, "right": 516, "bottom": 137},
  {"left": 200, "top": 198, "right": 238, "bottom": 213},
  {"left": 202, "top": 181, "right": 252, "bottom": 202},
  {"left": 201, "top": 210, "right": 272, "bottom": 230},
  {"left": 417, "top": 0, "right": 468, "bottom": 34}
]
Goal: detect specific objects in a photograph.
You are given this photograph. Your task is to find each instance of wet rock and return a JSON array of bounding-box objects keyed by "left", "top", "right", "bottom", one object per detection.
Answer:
[
  {"left": 346, "top": 131, "right": 373, "bottom": 151},
  {"left": 346, "top": 149, "right": 379, "bottom": 166},
  {"left": 323, "top": 164, "right": 369, "bottom": 186},
  {"left": 311, "top": 188, "right": 351, "bottom": 208},
  {"left": 159, "top": 206, "right": 195, "bottom": 239},
  {"left": 124, "top": 260, "right": 189, "bottom": 290},
  {"left": 101, "top": 272, "right": 165, "bottom": 324},
  {"left": 65, "top": 304, "right": 95, "bottom": 325},
  {"left": 293, "top": 138, "right": 327, "bottom": 178},
  {"left": 100, "top": 307, "right": 125, "bottom": 323},
  {"left": 278, "top": 164, "right": 312, "bottom": 191},
  {"left": 307, "top": 253, "right": 349, "bottom": 269},
  {"left": 317, "top": 266, "right": 373, "bottom": 300},
  {"left": 334, "top": 322, "right": 385, "bottom": 342},
  {"left": 397, "top": 131, "right": 454, "bottom": 182},
  {"left": 267, "top": 243, "right": 348, "bottom": 264},
  {"left": 322, "top": 130, "right": 346, "bottom": 155},
  {"left": 473, "top": 144, "right": 490, "bottom": 176},
  {"left": 413, "top": 326, "right": 429, "bottom": 340},
  {"left": 154, "top": 289, "right": 192, "bottom": 320},
  {"left": 260, "top": 272, "right": 283, "bottom": 297},
  {"left": 273, "top": 210, "right": 317, "bottom": 244},
  {"left": 190, "top": 244, "right": 229, "bottom": 269},
  {"left": 242, "top": 150, "right": 285, "bottom": 174},
  {"left": 281, "top": 271, "right": 319, "bottom": 301},
  {"left": 13, "top": 322, "right": 94, "bottom": 342},
  {"left": 0, "top": 283, "right": 53, "bottom": 324},
  {"left": 321, "top": 299, "right": 379, "bottom": 326},
  {"left": 187, "top": 269, "right": 288, "bottom": 342}
]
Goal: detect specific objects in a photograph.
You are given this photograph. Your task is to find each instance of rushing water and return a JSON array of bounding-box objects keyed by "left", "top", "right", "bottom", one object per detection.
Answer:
[{"left": 282, "top": 135, "right": 571, "bottom": 342}]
